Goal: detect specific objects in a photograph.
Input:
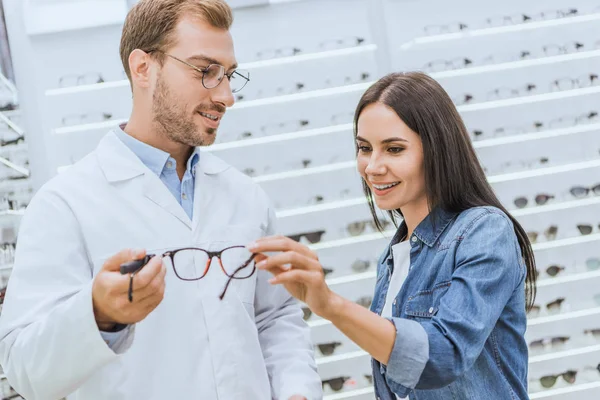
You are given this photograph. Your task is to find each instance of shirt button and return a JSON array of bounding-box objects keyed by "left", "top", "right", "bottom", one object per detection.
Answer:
[
  {"left": 182, "top": 193, "right": 187, "bottom": 200},
  {"left": 428, "top": 307, "right": 434, "bottom": 313},
  {"left": 166, "top": 161, "right": 173, "bottom": 168},
  {"left": 411, "top": 236, "right": 417, "bottom": 243}
]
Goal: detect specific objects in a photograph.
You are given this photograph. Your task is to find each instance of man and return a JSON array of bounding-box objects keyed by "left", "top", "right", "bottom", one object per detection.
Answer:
[{"left": 0, "top": 1, "right": 321, "bottom": 399}]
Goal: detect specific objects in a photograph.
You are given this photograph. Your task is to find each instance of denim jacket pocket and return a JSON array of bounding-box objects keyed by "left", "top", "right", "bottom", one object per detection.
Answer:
[{"left": 405, "top": 281, "right": 452, "bottom": 318}]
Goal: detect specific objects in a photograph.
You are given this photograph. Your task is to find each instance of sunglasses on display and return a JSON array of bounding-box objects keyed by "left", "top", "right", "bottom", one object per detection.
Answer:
[
  {"left": 119, "top": 246, "right": 257, "bottom": 302},
  {"left": 539, "top": 370, "right": 577, "bottom": 389},
  {"left": 577, "top": 224, "right": 600, "bottom": 236},
  {"left": 301, "top": 306, "right": 312, "bottom": 321},
  {"left": 317, "top": 341, "right": 343, "bottom": 356},
  {"left": 513, "top": 194, "right": 554, "bottom": 209},
  {"left": 542, "top": 264, "right": 565, "bottom": 278},
  {"left": 322, "top": 376, "right": 351, "bottom": 392},
  {"left": 584, "top": 329, "right": 600, "bottom": 340},
  {"left": 356, "top": 296, "right": 373, "bottom": 309},
  {"left": 527, "top": 225, "right": 558, "bottom": 243},
  {"left": 571, "top": 184, "right": 600, "bottom": 198},
  {"left": 528, "top": 297, "right": 566, "bottom": 318},
  {"left": 287, "top": 230, "right": 326, "bottom": 244},
  {"left": 587, "top": 258, "right": 600, "bottom": 271},
  {"left": 346, "top": 219, "right": 391, "bottom": 236},
  {"left": 529, "top": 336, "right": 570, "bottom": 352}
]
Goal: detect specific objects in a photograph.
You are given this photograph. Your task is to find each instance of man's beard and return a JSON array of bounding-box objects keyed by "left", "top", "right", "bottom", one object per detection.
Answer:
[{"left": 151, "top": 74, "right": 216, "bottom": 147}]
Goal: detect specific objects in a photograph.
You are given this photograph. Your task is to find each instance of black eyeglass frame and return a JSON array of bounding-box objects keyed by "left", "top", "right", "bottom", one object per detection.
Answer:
[{"left": 120, "top": 246, "right": 257, "bottom": 302}]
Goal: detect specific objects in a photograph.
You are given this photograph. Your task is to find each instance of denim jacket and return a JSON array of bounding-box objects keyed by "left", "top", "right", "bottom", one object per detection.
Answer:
[{"left": 370, "top": 206, "right": 529, "bottom": 400}]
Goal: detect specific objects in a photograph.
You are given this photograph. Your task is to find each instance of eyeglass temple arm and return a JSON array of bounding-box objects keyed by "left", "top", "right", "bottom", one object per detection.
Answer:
[
  {"left": 218, "top": 254, "right": 257, "bottom": 300},
  {"left": 120, "top": 254, "right": 155, "bottom": 275}
]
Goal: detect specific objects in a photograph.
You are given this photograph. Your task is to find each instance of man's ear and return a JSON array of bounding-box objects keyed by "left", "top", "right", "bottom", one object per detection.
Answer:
[{"left": 129, "top": 49, "right": 153, "bottom": 89}]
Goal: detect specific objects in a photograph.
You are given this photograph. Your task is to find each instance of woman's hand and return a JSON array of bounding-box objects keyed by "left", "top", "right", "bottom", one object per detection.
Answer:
[{"left": 247, "top": 236, "right": 339, "bottom": 319}]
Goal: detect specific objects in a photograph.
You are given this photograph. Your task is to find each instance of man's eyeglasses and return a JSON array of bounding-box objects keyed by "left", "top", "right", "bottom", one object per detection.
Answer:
[
  {"left": 120, "top": 246, "right": 257, "bottom": 302},
  {"left": 150, "top": 50, "right": 250, "bottom": 93}
]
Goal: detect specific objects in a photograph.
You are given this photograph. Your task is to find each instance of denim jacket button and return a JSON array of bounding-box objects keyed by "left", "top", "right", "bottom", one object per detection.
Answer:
[
  {"left": 428, "top": 307, "right": 434, "bottom": 314},
  {"left": 411, "top": 235, "right": 417, "bottom": 243},
  {"left": 393, "top": 299, "right": 397, "bottom": 305}
]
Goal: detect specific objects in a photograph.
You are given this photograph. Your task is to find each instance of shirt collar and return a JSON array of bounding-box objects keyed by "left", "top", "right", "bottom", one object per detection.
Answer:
[
  {"left": 114, "top": 124, "right": 201, "bottom": 177},
  {"left": 390, "top": 206, "right": 458, "bottom": 248}
]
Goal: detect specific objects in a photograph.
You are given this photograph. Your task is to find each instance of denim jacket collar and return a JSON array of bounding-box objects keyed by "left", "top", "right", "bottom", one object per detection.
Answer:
[{"left": 410, "top": 206, "right": 458, "bottom": 247}]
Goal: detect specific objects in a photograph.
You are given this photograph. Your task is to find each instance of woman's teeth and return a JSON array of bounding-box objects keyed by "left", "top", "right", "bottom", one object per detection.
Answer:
[{"left": 373, "top": 182, "right": 399, "bottom": 190}]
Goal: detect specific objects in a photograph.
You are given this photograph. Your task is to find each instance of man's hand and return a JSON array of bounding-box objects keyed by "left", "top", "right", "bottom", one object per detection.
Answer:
[{"left": 92, "top": 249, "right": 166, "bottom": 331}]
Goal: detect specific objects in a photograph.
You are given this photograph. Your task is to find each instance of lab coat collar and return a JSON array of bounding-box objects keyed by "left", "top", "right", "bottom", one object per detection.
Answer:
[
  {"left": 96, "top": 130, "right": 230, "bottom": 182},
  {"left": 96, "top": 130, "right": 232, "bottom": 230}
]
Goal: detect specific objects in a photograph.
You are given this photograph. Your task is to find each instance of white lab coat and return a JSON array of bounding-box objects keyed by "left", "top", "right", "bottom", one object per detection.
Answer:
[{"left": 0, "top": 131, "right": 322, "bottom": 400}]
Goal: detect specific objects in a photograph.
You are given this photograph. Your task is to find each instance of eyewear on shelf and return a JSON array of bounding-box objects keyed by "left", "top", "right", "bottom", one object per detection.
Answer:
[
  {"left": 584, "top": 329, "right": 600, "bottom": 339},
  {"left": 577, "top": 224, "right": 600, "bottom": 236},
  {"left": 539, "top": 370, "right": 577, "bottom": 388},
  {"left": 550, "top": 74, "right": 599, "bottom": 91},
  {"left": 256, "top": 46, "right": 301, "bottom": 60},
  {"left": 319, "top": 36, "right": 365, "bottom": 50},
  {"left": 347, "top": 219, "right": 391, "bottom": 236},
  {"left": 317, "top": 341, "right": 343, "bottom": 356},
  {"left": 528, "top": 297, "right": 565, "bottom": 317},
  {"left": 356, "top": 296, "right": 373, "bottom": 309},
  {"left": 58, "top": 72, "right": 104, "bottom": 87},
  {"left": 423, "top": 22, "right": 468, "bottom": 36},
  {"left": 527, "top": 225, "right": 558, "bottom": 243},
  {"left": 513, "top": 194, "right": 554, "bottom": 209},
  {"left": 570, "top": 184, "right": 600, "bottom": 198},
  {"left": 422, "top": 57, "right": 473, "bottom": 73},
  {"left": 61, "top": 112, "right": 113, "bottom": 127},
  {"left": 322, "top": 376, "right": 351, "bottom": 392},
  {"left": 545, "top": 265, "right": 565, "bottom": 277},
  {"left": 287, "top": 230, "right": 326, "bottom": 244},
  {"left": 587, "top": 258, "right": 600, "bottom": 271},
  {"left": 529, "top": 336, "right": 570, "bottom": 351}
]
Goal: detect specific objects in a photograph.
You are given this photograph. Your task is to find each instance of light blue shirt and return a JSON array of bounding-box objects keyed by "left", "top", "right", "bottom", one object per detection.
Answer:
[{"left": 114, "top": 126, "right": 200, "bottom": 220}]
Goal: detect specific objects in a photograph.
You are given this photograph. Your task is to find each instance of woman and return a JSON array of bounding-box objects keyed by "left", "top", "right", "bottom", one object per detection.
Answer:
[{"left": 247, "top": 72, "right": 536, "bottom": 400}]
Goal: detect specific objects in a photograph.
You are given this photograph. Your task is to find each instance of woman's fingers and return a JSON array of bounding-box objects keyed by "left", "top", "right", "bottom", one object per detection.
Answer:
[
  {"left": 269, "top": 269, "right": 320, "bottom": 285},
  {"left": 248, "top": 236, "right": 319, "bottom": 260},
  {"left": 256, "top": 250, "right": 321, "bottom": 272}
]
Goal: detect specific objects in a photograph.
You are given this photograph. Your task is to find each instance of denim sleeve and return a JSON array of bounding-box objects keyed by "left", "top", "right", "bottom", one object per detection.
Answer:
[{"left": 383, "top": 211, "right": 524, "bottom": 395}]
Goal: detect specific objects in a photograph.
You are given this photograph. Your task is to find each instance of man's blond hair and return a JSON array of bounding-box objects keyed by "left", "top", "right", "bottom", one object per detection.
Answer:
[{"left": 120, "top": 0, "right": 233, "bottom": 81}]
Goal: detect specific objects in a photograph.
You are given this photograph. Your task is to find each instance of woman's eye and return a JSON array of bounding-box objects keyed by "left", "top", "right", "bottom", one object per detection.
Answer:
[
  {"left": 388, "top": 147, "right": 404, "bottom": 154},
  {"left": 358, "top": 146, "right": 371, "bottom": 152}
]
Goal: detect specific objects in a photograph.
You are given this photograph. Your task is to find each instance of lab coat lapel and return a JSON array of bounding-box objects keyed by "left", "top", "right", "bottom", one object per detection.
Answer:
[
  {"left": 96, "top": 130, "right": 192, "bottom": 230},
  {"left": 191, "top": 151, "right": 231, "bottom": 233}
]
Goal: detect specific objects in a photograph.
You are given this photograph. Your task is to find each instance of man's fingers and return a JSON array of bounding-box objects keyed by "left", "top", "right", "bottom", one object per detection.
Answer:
[
  {"left": 131, "top": 256, "right": 164, "bottom": 289},
  {"left": 132, "top": 261, "right": 167, "bottom": 303}
]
